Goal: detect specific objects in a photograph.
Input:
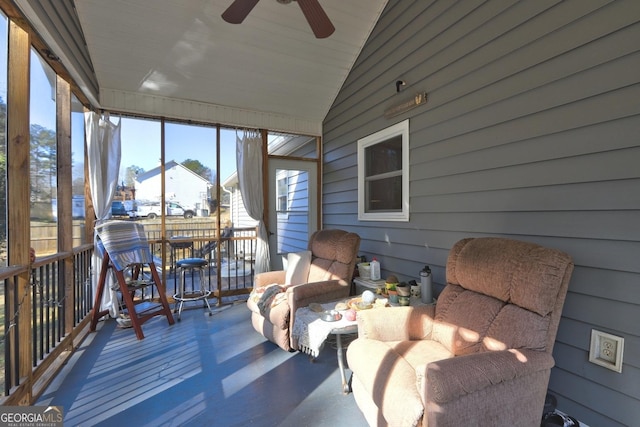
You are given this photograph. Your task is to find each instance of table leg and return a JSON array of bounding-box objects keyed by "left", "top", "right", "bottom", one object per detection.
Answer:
[{"left": 336, "top": 333, "right": 350, "bottom": 394}]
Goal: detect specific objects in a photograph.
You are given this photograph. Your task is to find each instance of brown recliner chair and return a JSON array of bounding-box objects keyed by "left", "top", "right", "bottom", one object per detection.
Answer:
[
  {"left": 347, "top": 237, "right": 574, "bottom": 427},
  {"left": 247, "top": 229, "right": 361, "bottom": 351}
]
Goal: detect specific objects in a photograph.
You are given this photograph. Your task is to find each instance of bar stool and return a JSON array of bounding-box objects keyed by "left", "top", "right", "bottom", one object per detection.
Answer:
[{"left": 173, "top": 257, "right": 213, "bottom": 320}]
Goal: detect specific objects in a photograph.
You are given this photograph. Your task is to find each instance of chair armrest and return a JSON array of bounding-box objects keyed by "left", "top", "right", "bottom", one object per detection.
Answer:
[
  {"left": 254, "top": 270, "right": 286, "bottom": 288},
  {"left": 357, "top": 305, "right": 436, "bottom": 341},
  {"left": 287, "top": 280, "right": 349, "bottom": 310},
  {"left": 417, "top": 349, "right": 555, "bottom": 404}
]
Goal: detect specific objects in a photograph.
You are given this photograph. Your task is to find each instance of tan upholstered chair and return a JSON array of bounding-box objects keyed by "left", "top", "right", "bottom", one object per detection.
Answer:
[
  {"left": 247, "top": 229, "right": 360, "bottom": 351},
  {"left": 347, "top": 237, "right": 574, "bottom": 427}
]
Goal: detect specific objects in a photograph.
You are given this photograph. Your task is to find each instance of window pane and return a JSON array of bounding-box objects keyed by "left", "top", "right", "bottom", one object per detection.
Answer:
[
  {"left": 165, "top": 122, "right": 216, "bottom": 220},
  {"left": 0, "top": 12, "right": 7, "bottom": 267},
  {"left": 30, "top": 49, "right": 57, "bottom": 256},
  {"left": 71, "top": 94, "right": 85, "bottom": 247},
  {"left": 111, "top": 116, "right": 162, "bottom": 241},
  {"left": 366, "top": 175, "right": 402, "bottom": 212},
  {"left": 365, "top": 135, "right": 402, "bottom": 176},
  {"left": 117, "top": 115, "right": 160, "bottom": 221},
  {"left": 220, "top": 127, "right": 239, "bottom": 227},
  {"left": 0, "top": 11, "right": 7, "bottom": 393},
  {"left": 163, "top": 122, "right": 217, "bottom": 269},
  {"left": 277, "top": 176, "right": 287, "bottom": 213}
]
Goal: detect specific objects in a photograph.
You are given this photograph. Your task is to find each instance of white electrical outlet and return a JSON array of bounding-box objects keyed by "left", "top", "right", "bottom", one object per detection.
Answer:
[{"left": 589, "top": 330, "right": 624, "bottom": 373}]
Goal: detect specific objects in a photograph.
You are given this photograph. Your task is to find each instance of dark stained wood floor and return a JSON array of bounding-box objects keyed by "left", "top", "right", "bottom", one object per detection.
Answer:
[{"left": 37, "top": 299, "right": 369, "bottom": 427}]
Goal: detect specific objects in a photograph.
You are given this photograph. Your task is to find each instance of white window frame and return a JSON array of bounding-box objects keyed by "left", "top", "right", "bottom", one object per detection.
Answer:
[
  {"left": 357, "top": 119, "right": 410, "bottom": 221},
  {"left": 276, "top": 172, "right": 289, "bottom": 219}
]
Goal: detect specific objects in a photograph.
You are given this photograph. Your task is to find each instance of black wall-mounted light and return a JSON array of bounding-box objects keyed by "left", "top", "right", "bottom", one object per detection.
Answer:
[
  {"left": 396, "top": 80, "right": 406, "bottom": 93},
  {"left": 43, "top": 49, "right": 59, "bottom": 61}
]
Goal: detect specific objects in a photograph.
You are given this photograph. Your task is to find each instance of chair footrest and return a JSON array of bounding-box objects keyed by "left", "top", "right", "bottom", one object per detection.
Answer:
[{"left": 173, "top": 291, "right": 212, "bottom": 302}]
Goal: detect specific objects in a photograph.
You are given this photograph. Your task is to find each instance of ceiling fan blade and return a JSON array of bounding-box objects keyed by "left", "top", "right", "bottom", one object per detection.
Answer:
[
  {"left": 297, "top": 0, "right": 335, "bottom": 38},
  {"left": 222, "top": 0, "right": 261, "bottom": 24}
]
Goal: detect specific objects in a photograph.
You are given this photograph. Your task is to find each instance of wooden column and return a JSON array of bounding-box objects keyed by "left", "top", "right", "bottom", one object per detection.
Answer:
[
  {"left": 7, "top": 20, "right": 32, "bottom": 404},
  {"left": 215, "top": 125, "right": 221, "bottom": 302},
  {"left": 315, "top": 135, "right": 322, "bottom": 230},
  {"left": 261, "top": 129, "right": 269, "bottom": 231},
  {"left": 56, "top": 76, "right": 74, "bottom": 337}
]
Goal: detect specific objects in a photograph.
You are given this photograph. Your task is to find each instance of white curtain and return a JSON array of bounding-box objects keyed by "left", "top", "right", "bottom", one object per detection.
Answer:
[
  {"left": 85, "top": 111, "right": 122, "bottom": 316},
  {"left": 236, "top": 130, "right": 270, "bottom": 274}
]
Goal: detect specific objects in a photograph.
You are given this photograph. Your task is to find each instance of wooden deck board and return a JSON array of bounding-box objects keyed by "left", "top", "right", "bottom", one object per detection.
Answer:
[{"left": 36, "top": 299, "right": 367, "bottom": 427}]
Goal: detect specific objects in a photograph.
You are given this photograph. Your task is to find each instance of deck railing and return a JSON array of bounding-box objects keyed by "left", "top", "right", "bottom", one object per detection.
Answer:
[
  {"left": 1, "top": 244, "right": 94, "bottom": 403},
  {"left": 151, "top": 226, "right": 257, "bottom": 301},
  {"left": 1, "top": 226, "right": 257, "bottom": 404}
]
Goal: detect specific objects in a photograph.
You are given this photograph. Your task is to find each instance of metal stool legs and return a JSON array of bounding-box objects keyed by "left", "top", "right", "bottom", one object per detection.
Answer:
[{"left": 173, "top": 258, "right": 213, "bottom": 320}]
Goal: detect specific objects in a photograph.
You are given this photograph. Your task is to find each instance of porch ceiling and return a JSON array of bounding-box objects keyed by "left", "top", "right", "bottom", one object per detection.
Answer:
[{"left": 70, "top": 0, "right": 387, "bottom": 133}]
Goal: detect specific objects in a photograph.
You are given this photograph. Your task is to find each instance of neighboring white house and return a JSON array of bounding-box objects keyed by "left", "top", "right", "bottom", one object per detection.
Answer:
[{"left": 135, "top": 160, "right": 212, "bottom": 214}]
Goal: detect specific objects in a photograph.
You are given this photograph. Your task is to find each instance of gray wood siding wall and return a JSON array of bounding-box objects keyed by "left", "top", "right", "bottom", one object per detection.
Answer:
[{"left": 322, "top": 1, "right": 640, "bottom": 426}]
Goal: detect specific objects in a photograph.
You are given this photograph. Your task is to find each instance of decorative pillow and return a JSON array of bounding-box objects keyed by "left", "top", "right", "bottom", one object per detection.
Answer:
[{"left": 285, "top": 250, "right": 312, "bottom": 285}]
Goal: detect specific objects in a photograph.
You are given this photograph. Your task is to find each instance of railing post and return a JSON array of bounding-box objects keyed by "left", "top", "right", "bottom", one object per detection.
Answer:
[
  {"left": 7, "top": 19, "right": 33, "bottom": 404},
  {"left": 55, "top": 75, "right": 75, "bottom": 340},
  {"left": 63, "top": 257, "right": 74, "bottom": 338}
]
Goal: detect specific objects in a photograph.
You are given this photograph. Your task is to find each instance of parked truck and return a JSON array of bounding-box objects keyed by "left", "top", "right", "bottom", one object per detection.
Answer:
[
  {"left": 111, "top": 200, "right": 138, "bottom": 218},
  {"left": 135, "top": 202, "right": 195, "bottom": 219}
]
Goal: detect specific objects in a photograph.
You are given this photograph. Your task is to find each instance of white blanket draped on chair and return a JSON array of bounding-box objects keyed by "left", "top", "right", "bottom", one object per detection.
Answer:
[{"left": 292, "top": 301, "right": 357, "bottom": 358}]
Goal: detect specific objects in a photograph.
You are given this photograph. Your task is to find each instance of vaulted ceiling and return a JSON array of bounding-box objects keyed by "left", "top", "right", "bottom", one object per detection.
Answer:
[{"left": 17, "top": 0, "right": 388, "bottom": 134}]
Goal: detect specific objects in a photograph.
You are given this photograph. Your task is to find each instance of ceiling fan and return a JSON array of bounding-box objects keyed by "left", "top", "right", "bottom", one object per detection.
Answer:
[{"left": 222, "top": 0, "right": 335, "bottom": 39}]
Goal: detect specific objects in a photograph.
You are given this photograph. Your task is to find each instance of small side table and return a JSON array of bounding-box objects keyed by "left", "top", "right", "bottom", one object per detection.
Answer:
[
  {"left": 331, "top": 323, "right": 359, "bottom": 394},
  {"left": 292, "top": 301, "right": 358, "bottom": 394}
]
